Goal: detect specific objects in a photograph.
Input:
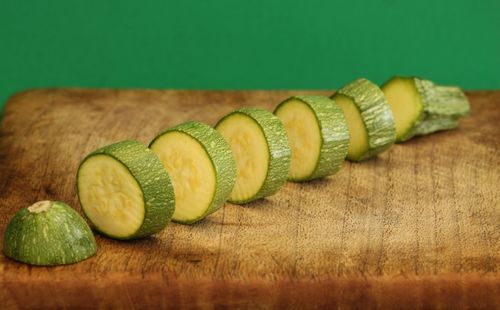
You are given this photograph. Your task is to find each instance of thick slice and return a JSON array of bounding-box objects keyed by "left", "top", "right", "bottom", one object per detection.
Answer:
[
  {"left": 77, "top": 140, "right": 174, "bottom": 239},
  {"left": 332, "top": 78, "right": 396, "bottom": 161},
  {"left": 274, "top": 96, "right": 349, "bottom": 182},
  {"left": 215, "top": 108, "right": 291, "bottom": 204},
  {"left": 149, "top": 121, "right": 236, "bottom": 224},
  {"left": 3, "top": 200, "right": 97, "bottom": 266},
  {"left": 382, "top": 77, "right": 470, "bottom": 141}
]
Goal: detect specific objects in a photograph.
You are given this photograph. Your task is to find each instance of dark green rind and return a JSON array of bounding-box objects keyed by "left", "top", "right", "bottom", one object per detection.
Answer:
[
  {"left": 149, "top": 121, "right": 237, "bottom": 224},
  {"left": 77, "top": 140, "right": 175, "bottom": 239},
  {"left": 332, "top": 78, "right": 396, "bottom": 161},
  {"left": 215, "top": 108, "right": 291, "bottom": 204},
  {"left": 411, "top": 80, "right": 470, "bottom": 138},
  {"left": 274, "top": 96, "right": 349, "bottom": 182},
  {"left": 3, "top": 201, "right": 97, "bottom": 266}
]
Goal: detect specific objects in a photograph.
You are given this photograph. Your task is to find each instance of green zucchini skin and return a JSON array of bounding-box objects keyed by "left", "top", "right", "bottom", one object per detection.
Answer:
[
  {"left": 3, "top": 201, "right": 97, "bottom": 266},
  {"left": 274, "top": 95, "right": 349, "bottom": 181},
  {"left": 332, "top": 78, "right": 396, "bottom": 161},
  {"left": 77, "top": 140, "right": 175, "bottom": 239},
  {"left": 216, "top": 108, "right": 291, "bottom": 204},
  {"left": 382, "top": 77, "right": 470, "bottom": 142},
  {"left": 411, "top": 80, "right": 470, "bottom": 138},
  {"left": 149, "top": 121, "right": 237, "bottom": 224}
]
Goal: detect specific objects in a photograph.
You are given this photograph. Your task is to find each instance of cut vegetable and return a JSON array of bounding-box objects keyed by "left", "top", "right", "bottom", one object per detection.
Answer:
[
  {"left": 3, "top": 200, "right": 97, "bottom": 266},
  {"left": 382, "top": 76, "right": 470, "bottom": 141},
  {"left": 149, "top": 121, "right": 236, "bottom": 224},
  {"left": 380, "top": 77, "right": 423, "bottom": 142},
  {"left": 274, "top": 96, "right": 349, "bottom": 181},
  {"left": 77, "top": 140, "right": 174, "bottom": 239},
  {"left": 215, "top": 108, "right": 290, "bottom": 204},
  {"left": 332, "top": 78, "right": 396, "bottom": 161}
]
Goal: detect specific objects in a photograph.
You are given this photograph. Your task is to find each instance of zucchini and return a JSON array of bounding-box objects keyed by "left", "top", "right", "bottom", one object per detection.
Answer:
[
  {"left": 331, "top": 78, "right": 396, "bottom": 161},
  {"left": 3, "top": 200, "right": 97, "bottom": 266},
  {"left": 215, "top": 108, "right": 291, "bottom": 204},
  {"left": 382, "top": 76, "right": 470, "bottom": 141},
  {"left": 77, "top": 140, "right": 174, "bottom": 239},
  {"left": 274, "top": 96, "right": 349, "bottom": 181},
  {"left": 149, "top": 121, "right": 236, "bottom": 224}
]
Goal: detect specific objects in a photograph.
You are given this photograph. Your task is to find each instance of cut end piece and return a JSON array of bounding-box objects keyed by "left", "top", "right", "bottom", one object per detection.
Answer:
[
  {"left": 3, "top": 201, "right": 97, "bottom": 266},
  {"left": 78, "top": 154, "right": 145, "bottom": 239},
  {"left": 382, "top": 77, "right": 423, "bottom": 142},
  {"left": 150, "top": 131, "right": 216, "bottom": 223},
  {"left": 216, "top": 113, "right": 269, "bottom": 203},
  {"left": 334, "top": 94, "right": 369, "bottom": 161},
  {"left": 27, "top": 200, "right": 53, "bottom": 213},
  {"left": 274, "top": 98, "right": 321, "bottom": 181}
]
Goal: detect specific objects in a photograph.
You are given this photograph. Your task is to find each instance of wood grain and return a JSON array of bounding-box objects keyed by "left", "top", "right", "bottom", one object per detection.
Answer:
[{"left": 0, "top": 89, "right": 499, "bottom": 309}]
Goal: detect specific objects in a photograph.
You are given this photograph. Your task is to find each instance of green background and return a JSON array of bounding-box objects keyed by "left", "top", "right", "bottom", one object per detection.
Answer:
[{"left": 1, "top": 1, "right": 499, "bottom": 114}]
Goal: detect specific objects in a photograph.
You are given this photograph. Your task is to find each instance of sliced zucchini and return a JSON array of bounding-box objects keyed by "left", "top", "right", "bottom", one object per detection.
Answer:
[
  {"left": 274, "top": 96, "right": 349, "bottom": 181},
  {"left": 149, "top": 121, "right": 236, "bottom": 224},
  {"left": 380, "top": 77, "right": 423, "bottom": 142},
  {"left": 3, "top": 200, "right": 97, "bottom": 266},
  {"left": 332, "top": 78, "right": 396, "bottom": 161},
  {"left": 215, "top": 108, "right": 291, "bottom": 204},
  {"left": 382, "top": 77, "right": 470, "bottom": 141},
  {"left": 77, "top": 140, "right": 174, "bottom": 239}
]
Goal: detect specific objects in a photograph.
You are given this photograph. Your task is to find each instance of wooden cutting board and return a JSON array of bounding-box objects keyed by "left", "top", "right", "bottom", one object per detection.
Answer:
[{"left": 0, "top": 89, "right": 498, "bottom": 309}]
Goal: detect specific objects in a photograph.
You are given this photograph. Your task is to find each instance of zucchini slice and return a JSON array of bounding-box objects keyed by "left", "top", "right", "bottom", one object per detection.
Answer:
[
  {"left": 215, "top": 108, "right": 291, "bottom": 204},
  {"left": 274, "top": 96, "right": 349, "bottom": 181},
  {"left": 149, "top": 121, "right": 236, "bottom": 224},
  {"left": 332, "top": 78, "right": 396, "bottom": 161},
  {"left": 77, "top": 140, "right": 174, "bottom": 239},
  {"left": 3, "top": 200, "right": 97, "bottom": 266},
  {"left": 382, "top": 76, "right": 470, "bottom": 141}
]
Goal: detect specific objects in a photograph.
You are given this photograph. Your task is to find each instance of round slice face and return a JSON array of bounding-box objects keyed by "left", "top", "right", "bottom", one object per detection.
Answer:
[
  {"left": 382, "top": 77, "right": 423, "bottom": 142},
  {"left": 274, "top": 99, "right": 321, "bottom": 180},
  {"left": 215, "top": 108, "right": 291, "bottom": 204},
  {"left": 216, "top": 113, "right": 270, "bottom": 202},
  {"left": 275, "top": 96, "right": 350, "bottom": 181},
  {"left": 78, "top": 155, "right": 145, "bottom": 239},
  {"left": 149, "top": 121, "right": 236, "bottom": 224},
  {"left": 334, "top": 94, "right": 369, "bottom": 161},
  {"left": 77, "top": 140, "right": 174, "bottom": 240},
  {"left": 150, "top": 132, "right": 216, "bottom": 223}
]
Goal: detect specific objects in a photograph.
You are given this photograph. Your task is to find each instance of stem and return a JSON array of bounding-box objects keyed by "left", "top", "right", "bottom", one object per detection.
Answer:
[
  {"left": 411, "top": 79, "right": 470, "bottom": 137},
  {"left": 28, "top": 200, "right": 52, "bottom": 213}
]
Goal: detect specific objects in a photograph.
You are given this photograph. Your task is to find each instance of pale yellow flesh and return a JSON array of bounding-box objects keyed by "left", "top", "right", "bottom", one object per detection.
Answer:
[
  {"left": 150, "top": 132, "right": 216, "bottom": 222},
  {"left": 275, "top": 99, "right": 321, "bottom": 180},
  {"left": 382, "top": 79, "right": 422, "bottom": 140},
  {"left": 216, "top": 114, "right": 269, "bottom": 202},
  {"left": 78, "top": 155, "right": 145, "bottom": 238},
  {"left": 335, "top": 94, "right": 369, "bottom": 160}
]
